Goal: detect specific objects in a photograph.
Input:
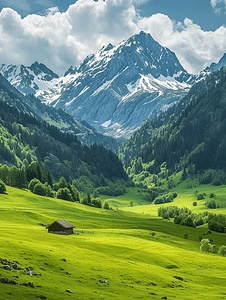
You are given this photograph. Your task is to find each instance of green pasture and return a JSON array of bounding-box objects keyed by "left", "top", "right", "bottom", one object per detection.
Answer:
[
  {"left": 109, "top": 177, "right": 226, "bottom": 216},
  {"left": 0, "top": 185, "right": 226, "bottom": 299},
  {"left": 100, "top": 187, "right": 149, "bottom": 209}
]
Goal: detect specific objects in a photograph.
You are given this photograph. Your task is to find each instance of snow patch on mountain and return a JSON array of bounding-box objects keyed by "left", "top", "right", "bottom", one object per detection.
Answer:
[
  {"left": 102, "top": 120, "right": 111, "bottom": 128},
  {"left": 0, "top": 62, "right": 59, "bottom": 95},
  {"left": 0, "top": 32, "right": 199, "bottom": 139}
]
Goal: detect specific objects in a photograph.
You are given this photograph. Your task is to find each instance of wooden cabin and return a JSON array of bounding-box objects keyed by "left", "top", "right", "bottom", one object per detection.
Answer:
[{"left": 46, "top": 220, "right": 75, "bottom": 235}]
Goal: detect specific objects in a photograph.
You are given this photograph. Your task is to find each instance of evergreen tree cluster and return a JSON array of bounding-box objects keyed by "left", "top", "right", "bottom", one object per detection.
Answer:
[
  {"left": 198, "top": 169, "right": 226, "bottom": 186},
  {"left": 0, "top": 162, "right": 51, "bottom": 189},
  {"left": 0, "top": 94, "right": 127, "bottom": 187},
  {"left": 205, "top": 199, "right": 219, "bottom": 209},
  {"left": 80, "top": 194, "right": 103, "bottom": 208},
  {"left": 120, "top": 67, "right": 226, "bottom": 176}
]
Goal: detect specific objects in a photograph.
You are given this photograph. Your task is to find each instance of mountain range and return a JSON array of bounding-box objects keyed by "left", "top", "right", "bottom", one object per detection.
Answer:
[
  {"left": 1, "top": 31, "right": 226, "bottom": 143},
  {"left": 1, "top": 30, "right": 226, "bottom": 185},
  {"left": 0, "top": 31, "right": 196, "bottom": 140}
]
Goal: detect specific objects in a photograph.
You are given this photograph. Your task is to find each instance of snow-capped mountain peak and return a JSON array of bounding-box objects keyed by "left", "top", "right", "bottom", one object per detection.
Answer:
[
  {"left": 40, "top": 31, "right": 194, "bottom": 138},
  {"left": 0, "top": 32, "right": 196, "bottom": 139},
  {"left": 0, "top": 61, "right": 59, "bottom": 95}
]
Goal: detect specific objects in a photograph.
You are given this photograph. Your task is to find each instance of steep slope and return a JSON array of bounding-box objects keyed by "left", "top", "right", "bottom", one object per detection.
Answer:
[
  {"left": 206, "top": 52, "right": 226, "bottom": 73},
  {"left": 0, "top": 32, "right": 195, "bottom": 140},
  {"left": 120, "top": 67, "right": 226, "bottom": 174},
  {"left": 0, "top": 73, "right": 119, "bottom": 151},
  {"left": 197, "top": 52, "right": 226, "bottom": 81},
  {"left": 119, "top": 50, "right": 226, "bottom": 166},
  {"left": 0, "top": 86, "right": 127, "bottom": 183},
  {"left": 0, "top": 61, "right": 59, "bottom": 95},
  {"left": 39, "top": 31, "right": 194, "bottom": 139}
]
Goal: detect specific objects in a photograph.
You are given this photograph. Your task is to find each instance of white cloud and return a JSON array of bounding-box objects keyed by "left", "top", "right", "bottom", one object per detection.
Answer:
[
  {"left": 0, "top": 0, "right": 138, "bottom": 75},
  {"left": 0, "top": 0, "right": 226, "bottom": 76},
  {"left": 210, "top": 0, "right": 226, "bottom": 13},
  {"left": 138, "top": 14, "right": 174, "bottom": 40},
  {"left": 211, "top": 0, "right": 218, "bottom": 7},
  {"left": 138, "top": 13, "right": 226, "bottom": 73},
  {"left": 65, "top": 0, "right": 137, "bottom": 48}
]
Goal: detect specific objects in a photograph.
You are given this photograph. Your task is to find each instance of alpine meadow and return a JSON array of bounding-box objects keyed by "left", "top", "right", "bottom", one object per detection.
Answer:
[{"left": 1, "top": 2, "right": 226, "bottom": 299}]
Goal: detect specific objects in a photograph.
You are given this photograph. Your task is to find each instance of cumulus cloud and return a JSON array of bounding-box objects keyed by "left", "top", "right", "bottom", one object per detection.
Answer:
[
  {"left": 138, "top": 13, "right": 226, "bottom": 73},
  {"left": 0, "top": 0, "right": 138, "bottom": 75},
  {"left": 65, "top": 0, "right": 137, "bottom": 52},
  {"left": 0, "top": 0, "right": 226, "bottom": 75}
]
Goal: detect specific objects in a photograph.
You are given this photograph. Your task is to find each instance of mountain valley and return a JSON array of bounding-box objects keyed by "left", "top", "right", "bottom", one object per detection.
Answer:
[
  {"left": 1, "top": 28, "right": 226, "bottom": 300},
  {"left": 0, "top": 72, "right": 119, "bottom": 151}
]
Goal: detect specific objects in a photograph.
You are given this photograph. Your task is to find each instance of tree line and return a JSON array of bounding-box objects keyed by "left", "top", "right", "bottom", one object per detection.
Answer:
[
  {"left": 158, "top": 205, "right": 226, "bottom": 233},
  {"left": 119, "top": 67, "right": 226, "bottom": 178},
  {"left": 0, "top": 161, "right": 113, "bottom": 210},
  {"left": 0, "top": 96, "right": 127, "bottom": 192}
]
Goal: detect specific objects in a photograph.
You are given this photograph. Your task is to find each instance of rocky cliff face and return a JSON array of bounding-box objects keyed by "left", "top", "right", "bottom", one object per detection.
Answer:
[{"left": 41, "top": 31, "right": 195, "bottom": 139}]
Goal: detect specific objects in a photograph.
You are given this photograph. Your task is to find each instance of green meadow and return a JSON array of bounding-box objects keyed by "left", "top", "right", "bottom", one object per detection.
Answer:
[{"left": 1, "top": 182, "right": 226, "bottom": 300}]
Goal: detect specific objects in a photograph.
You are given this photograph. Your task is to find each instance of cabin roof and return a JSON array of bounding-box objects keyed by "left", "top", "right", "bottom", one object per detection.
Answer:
[{"left": 47, "top": 220, "right": 75, "bottom": 229}]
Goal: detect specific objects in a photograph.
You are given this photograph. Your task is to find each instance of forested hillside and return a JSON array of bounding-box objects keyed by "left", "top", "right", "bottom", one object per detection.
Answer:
[
  {"left": 119, "top": 67, "right": 226, "bottom": 175},
  {"left": 0, "top": 90, "right": 127, "bottom": 187},
  {"left": 0, "top": 74, "right": 119, "bottom": 151}
]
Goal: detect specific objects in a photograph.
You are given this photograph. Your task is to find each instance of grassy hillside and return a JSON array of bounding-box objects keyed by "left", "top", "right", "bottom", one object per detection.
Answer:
[
  {"left": 0, "top": 186, "right": 226, "bottom": 300},
  {"left": 120, "top": 176, "right": 226, "bottom": 213}
]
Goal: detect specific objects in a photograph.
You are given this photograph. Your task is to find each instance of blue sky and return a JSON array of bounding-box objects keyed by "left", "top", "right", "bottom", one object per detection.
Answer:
[
  {"left": 0, "top": 0, "right": 73, "bottom": 16},
  {"left": 0, "top": 0, "right": 225, "bottom": 75}
]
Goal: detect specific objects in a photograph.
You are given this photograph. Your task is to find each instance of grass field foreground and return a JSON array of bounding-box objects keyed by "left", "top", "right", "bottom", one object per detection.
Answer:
[{"left": 0, "top": 185, "right": 226, "bottom": 299}]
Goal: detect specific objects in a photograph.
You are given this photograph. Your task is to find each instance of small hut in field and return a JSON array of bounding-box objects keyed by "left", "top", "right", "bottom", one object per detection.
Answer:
[{"left": 46, "top": 220, "right": 75, "bottom": 235}]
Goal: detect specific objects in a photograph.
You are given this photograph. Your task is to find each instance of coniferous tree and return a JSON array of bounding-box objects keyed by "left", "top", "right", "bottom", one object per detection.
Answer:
[{"left": 0, "top": 179, "right": 6, "bottom": 193}]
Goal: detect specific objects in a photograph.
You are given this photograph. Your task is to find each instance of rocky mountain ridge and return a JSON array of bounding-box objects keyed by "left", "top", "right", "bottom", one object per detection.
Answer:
[
  {"left": 1, "top": 31, "right": 226, "bottom": 140},
  {"left": 0, "top": 61, "right": 59, "bottom": 95},
  {"left": 42, "top": 31, "right": 195, "bottom": 139},
  {"left": 0, "top": 32, "right": 195, "bottom": 140}
]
